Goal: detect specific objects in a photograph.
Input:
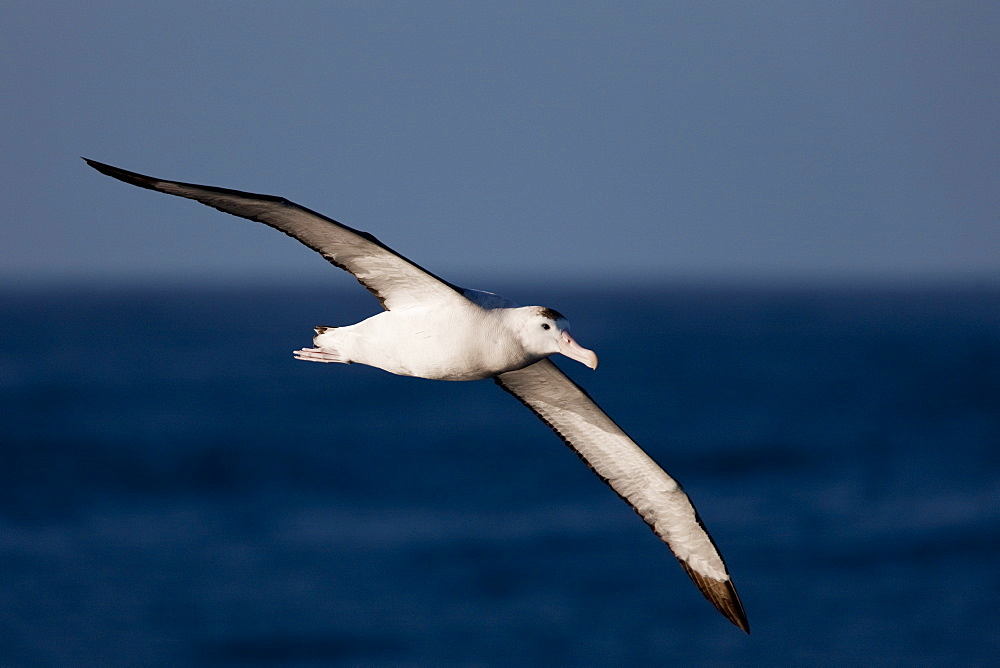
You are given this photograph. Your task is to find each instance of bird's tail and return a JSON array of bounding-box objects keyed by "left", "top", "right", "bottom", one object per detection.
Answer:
[{"left": 293, "top": 326, "right": 348, "bottom": 364}]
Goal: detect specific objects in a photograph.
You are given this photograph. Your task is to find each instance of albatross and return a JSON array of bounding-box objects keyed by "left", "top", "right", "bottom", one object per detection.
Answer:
[{"left": 84, "top": 158, "right": 750, "bottom": 633}]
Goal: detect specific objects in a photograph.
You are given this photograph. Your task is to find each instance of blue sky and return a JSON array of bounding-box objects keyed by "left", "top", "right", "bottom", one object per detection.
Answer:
[{"left": 2, "top": 2, "right": 997, "bottom": 288}]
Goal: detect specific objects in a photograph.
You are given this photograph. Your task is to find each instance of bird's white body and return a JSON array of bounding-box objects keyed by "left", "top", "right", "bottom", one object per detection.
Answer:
[{"left": 310, "top": 304, "right": 545, "bottom": 381}]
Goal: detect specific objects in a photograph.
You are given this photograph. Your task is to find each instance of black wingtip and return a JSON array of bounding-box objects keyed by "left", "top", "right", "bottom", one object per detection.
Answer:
[
  {"left": 678, "top": 560, "right": 750, "bottom": 634},
  {"left": 83, "top": 158, "right": 161, "bottom": 191}
]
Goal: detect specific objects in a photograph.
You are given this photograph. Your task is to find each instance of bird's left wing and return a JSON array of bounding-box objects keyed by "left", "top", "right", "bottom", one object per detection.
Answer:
[
  {"left": 84, "top": 159, "right": 467, "bottom": 311},
  {"left": 495, "top": 359, "right": 749, "bottom": 633}
]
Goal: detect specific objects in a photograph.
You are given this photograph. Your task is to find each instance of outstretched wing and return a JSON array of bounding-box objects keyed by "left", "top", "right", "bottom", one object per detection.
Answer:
[
  {"left": 84, "top": 159, "right": 467, "bottom": 311},
  {"left": 495, "top": 359, "right": 749, "bottom": 633}
]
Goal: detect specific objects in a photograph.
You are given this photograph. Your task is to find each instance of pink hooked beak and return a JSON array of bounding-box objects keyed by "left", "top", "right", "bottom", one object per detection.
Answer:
[{"left": 558, "top": 331, "right": 599, "bottom": 370}]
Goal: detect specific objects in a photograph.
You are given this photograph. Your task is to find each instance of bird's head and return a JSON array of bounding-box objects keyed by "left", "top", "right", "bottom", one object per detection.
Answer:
[{"left": 516, "top": 306, "right": 598, "bottom": 370}]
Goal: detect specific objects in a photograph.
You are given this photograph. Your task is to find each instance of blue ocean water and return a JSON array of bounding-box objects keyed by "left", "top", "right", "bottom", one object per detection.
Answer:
[{"left": 1, "top": 284, "right": 997, "bottom": 666}]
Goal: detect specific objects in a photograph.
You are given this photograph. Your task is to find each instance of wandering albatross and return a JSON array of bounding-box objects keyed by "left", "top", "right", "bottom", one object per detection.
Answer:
[{"left": 84, "top": 158, "right": 750, "bottom": 633}]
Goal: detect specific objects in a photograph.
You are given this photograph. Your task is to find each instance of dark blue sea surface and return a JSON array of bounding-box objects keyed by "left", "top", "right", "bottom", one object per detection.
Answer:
[{"left": 1, "top": 283, "right": 997, "bottom": 666}]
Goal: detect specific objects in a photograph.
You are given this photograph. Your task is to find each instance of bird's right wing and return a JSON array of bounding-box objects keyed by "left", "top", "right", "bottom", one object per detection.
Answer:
[
  {"left": 495, "top": 359, "right": 749, "bottom": 633},
  {"left": 84, "top": 159, "right": 468, "bottom": 311}
]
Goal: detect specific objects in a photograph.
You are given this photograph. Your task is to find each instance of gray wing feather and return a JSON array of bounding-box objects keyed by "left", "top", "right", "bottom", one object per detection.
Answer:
[
  {"left": 84, "top": 159, "right": 466, "bottom": 311},
  {"left": 495, "top": 359, "right": 749, "bottom": 633}
]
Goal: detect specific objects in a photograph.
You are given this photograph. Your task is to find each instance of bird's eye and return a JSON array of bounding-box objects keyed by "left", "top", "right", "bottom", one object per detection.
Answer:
[{"left": 541, "top": 323, "right": 550, "bottom": 330}]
